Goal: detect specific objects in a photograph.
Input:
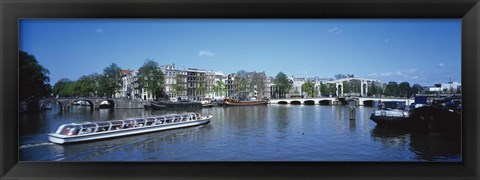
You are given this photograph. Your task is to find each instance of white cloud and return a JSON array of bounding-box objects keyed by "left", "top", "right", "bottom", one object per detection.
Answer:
[
  {"left": 95, "top": 28, "right": 104, "bottom": 33},
  {"left": 380, "top": 72, "right": 393, "bottom": 76},
  {"left": 198, "top": 50, "right": 215, "bottom": 57},
  {"left": 437, "top": 63, "right": 444, "bottom": 68},
  {"left": 327, "top": 27, "right": 343, "bottom": 34},
  {"left": 384, "top": 38, "right": 390, "bottom": 43}
]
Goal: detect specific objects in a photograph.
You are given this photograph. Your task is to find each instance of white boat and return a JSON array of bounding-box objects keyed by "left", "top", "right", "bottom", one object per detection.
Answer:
[
  {"left": 48, "top": 113, "right": 212, "bottom": 144},
  {"left": 370, "top": 101, "right": 410, "bottom": 127}
]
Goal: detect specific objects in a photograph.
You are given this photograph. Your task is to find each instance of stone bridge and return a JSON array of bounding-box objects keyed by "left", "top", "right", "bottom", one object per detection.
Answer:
[
  {"left": 39, "top": 98, "right": 149, "bottom": 111},
  {"left": 357, "top": 97, "right": 414, "bottom": 106},
  {"left": 269, "top": 97, "right": 338, "bottom": 105},
  {"left": 269, "top": 97, "right": 414, "bottom": 106}
]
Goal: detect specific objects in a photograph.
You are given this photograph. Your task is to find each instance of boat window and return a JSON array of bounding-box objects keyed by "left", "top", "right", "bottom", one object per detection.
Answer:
[
  {"left": 110, "top": 120, "right": 124, "bottom": 130},
  {"left": 123, "top": 120, "right": 135, "bottom": 129},
  {"left": 96, "top": 122, "right": 111, "bottom": 132},
  {"left": 155, "top": 117, "right": 165, "bottom": 125},
  {"left": 135, "top": 118, "right": 146, "bottom": 127},
  {"left": 165, "top": 116, "right": 173, "bottom": 124},
  {"left": 174, "top": 115, "right": 182, "bottom": 122},
  {"left": 79, "top": 123, "right": 96, "bottom": 134},
  {"left": 146, "top": 118, "right": 156, "bottom": 126},
  {"left": 59, "top": 125, "right": 81, "bottom": 136},
  {"left": 182, "top": 115, "right": 190, "bottom": 121}
]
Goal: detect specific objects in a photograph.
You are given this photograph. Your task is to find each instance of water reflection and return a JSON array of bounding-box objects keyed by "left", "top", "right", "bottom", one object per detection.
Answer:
[
  {"left": 20, "top": 105, "right": 461, "bottom": 161},
  {"left": 370, "top": 126, "right": 461, "bottom": 161},
  {"left": 409, "top": 133, "right": 461, "bottom": 161},
  {"left": 370, "top": 126, "right": 409, "bottom": 148}
]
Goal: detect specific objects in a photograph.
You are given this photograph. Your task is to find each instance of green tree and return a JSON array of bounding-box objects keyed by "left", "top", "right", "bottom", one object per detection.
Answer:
[
  {"left": 412, "top": 84, "right": 424, "bottom": 95},
  {"left": 77, "top": 74, "right": 100, "bottom": 97},
  {"left": 213, "top": 80, "right": 227, "bottom": 97},
  {"left": 172, "top": 73, "right": 186, "bottom": 97},
  {"left": 250, "top": 72, "right": 266, "bottom": 98},
  {"left": 233, "top": 70, "right": 247, "bottom": 99},
  {"left": 63, "top": 81, "right": 81, "bottom": 97},
  {"left": 320, "top": 82, "right": 337, "bottom": 97},
  {"left": 334, "top": 74, "right": 348, "bottom": 80},
  {"left": 101, "top": 63, "right": 122, "bottom": 98},
  {"left": 19, "top": 51, "right": 52, "bottom": 101},
  {"left": 53, "top": 78, "right": 71, "bottom": 97},
  {"left": 342, "top": 81, "right": 351, "bottom": 94},
  {"left": 273, "top": 72, "right": 292, "bottom": 98},
  {"left": 369, "top": 82, "right": 379, "bottom": 97},
  {"left": 138, "top": 60, "right": 165, "bottom": 100},
  {"left": 384, "top": 81, "right": 399, "bottom": 97},
  {"left": 301, "top": 81, "right": 315, "bottom": 98},
  {"left": 398, "top": 82, "right": 412, "bottom": 98}
]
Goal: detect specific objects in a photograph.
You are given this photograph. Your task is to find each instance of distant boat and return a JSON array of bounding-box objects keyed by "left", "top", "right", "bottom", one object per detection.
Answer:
[
  {"left": 41, "top": 104, "right": 52, "bottom": 110},
  {"left": 201, "top": 99, "right": 214, "bottom": 107},
  {"left": 145, "top": 101, "right": 202, "bottom": 109},
  {"left": 223, "top": 98, "right": 268, "bottom": 106},
  {"left": 98, "top": 100, "right": 112, "bottom": 109},
  {"left": 48, "top": 112, "right": 212, "bottom": 144}
]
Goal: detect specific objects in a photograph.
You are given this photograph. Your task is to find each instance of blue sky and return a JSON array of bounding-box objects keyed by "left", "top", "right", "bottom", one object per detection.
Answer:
[{"left": 20, "top": 19, "right": 461, "bottom": 86}]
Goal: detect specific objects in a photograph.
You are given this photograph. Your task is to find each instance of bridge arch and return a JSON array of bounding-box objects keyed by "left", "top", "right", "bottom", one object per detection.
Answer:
[
  {"left": 278, "top": 101, "right": 288, "bottom": 104},
  {"left": 290, "top": 100, "right": 301, "bottom": 105},
  {"left": 100, "top": 99, "right": 116, "bottom": 109},
  {"left": 68, "top": 99, "right": 95, "bottom": 111},
  {"left": 362, "top": 100, "right": 375, "bottom": 107},
  {"left": 319, "top": 100, "right": 331, "bottom": 105},
  {"left": 304, "top": 100, "right": 315, "bottom": 105}
]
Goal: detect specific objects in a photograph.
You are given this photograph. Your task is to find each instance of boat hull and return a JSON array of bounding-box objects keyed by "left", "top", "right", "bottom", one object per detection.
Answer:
[
  {"left": 370, "top": 114, "right": 411, "bottom": 127},
  {"left": 224, "top": 100, "right": 268, "bottom": 106},
  {"left": 48, "top": 118, "right": 210, "bottom": 144}
]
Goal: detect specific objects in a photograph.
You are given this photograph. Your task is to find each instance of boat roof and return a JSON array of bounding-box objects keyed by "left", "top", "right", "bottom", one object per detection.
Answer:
[{"left": 65, "top": 112, "right": 198, "bottom": 126}]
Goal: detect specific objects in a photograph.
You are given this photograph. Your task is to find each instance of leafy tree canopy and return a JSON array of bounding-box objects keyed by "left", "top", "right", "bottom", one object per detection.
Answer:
[
  {"left": 138, "top": 59, "right": 165, "bottom": 99},
  {"left": 19, "top": 51, "right": 52, "bottom": 101}
]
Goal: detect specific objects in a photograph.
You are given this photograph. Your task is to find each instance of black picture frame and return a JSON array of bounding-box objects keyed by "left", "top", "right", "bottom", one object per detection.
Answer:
[{"left": 1, "top": 0, "right": 479, "bottom": 179}]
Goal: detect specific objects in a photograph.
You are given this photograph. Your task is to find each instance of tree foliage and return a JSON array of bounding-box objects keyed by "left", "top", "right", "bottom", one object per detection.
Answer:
[
  {"left": 301, "top": 81, "right": 315, "bottom": 98},
  {"left": 412, "top": 84, "right": 424, "bottom": 95},
  {"left": 369, "top": 82, "right": 381, "bottom": 96},
  {"left": 172, "top": 73, "right": 186, "bottom": 96},
  {"left": 398, "top": 82, "right": 412, "bottom": 98},
  {"left": 138, "top": 60, "right": 165, "bottom": 99},
  {"left": 250, "top": 72, "right": 266, "bottom": 98},
  {"left": 273, "top": 72, "right": 292, "bottom": 98},
  {"left": 53, "top": 78, "right": 71, "bottom": 97},
  {"left": 384, "top": 81, "right": 399, "bottom": 97},
  {"left": 101, "top": 63, "right": 122, "bottom": 98},
  {"left": 19, "top": 51, "right": 52, "bottom": 101},
  {"left": 213, "top": 80, "right": 227, "bottom": 97},
  {"left": 334, "top": 74, "right": 348, "bottom": 80}
]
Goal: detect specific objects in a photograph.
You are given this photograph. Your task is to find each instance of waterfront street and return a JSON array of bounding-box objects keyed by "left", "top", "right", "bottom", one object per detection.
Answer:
[{"left": 19, "top": 104, "right": 461, "bottom": 161}]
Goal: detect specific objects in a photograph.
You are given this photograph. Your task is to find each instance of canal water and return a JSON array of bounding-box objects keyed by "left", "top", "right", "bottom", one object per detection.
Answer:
[{"left": 19, "top": 104, "right": 461, "bottom": 161}]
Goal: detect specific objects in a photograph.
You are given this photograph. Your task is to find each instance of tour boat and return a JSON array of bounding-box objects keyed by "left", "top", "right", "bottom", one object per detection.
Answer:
[
  {"left": 48, "top": 113, "right": 212, "bottom": 144},
  {"left": 223, "top": 98, "right": 268, "bottom": 106}
]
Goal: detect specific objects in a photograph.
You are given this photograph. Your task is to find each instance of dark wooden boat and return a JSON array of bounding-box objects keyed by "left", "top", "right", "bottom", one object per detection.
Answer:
[
  {"left": 223, "top": 99, "right": 268, "bottom": 106},
  {"left": 147, "top": 101, "right": 202, "bottom": 109}
]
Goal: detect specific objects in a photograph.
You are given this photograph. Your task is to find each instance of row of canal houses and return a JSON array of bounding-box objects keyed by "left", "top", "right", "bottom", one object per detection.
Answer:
[
  {"left": 116, "top": 64, "right": 273, "bottom": 101},
  {"left": 116, "top": 63, "right": 388, "bottom": 101}
]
